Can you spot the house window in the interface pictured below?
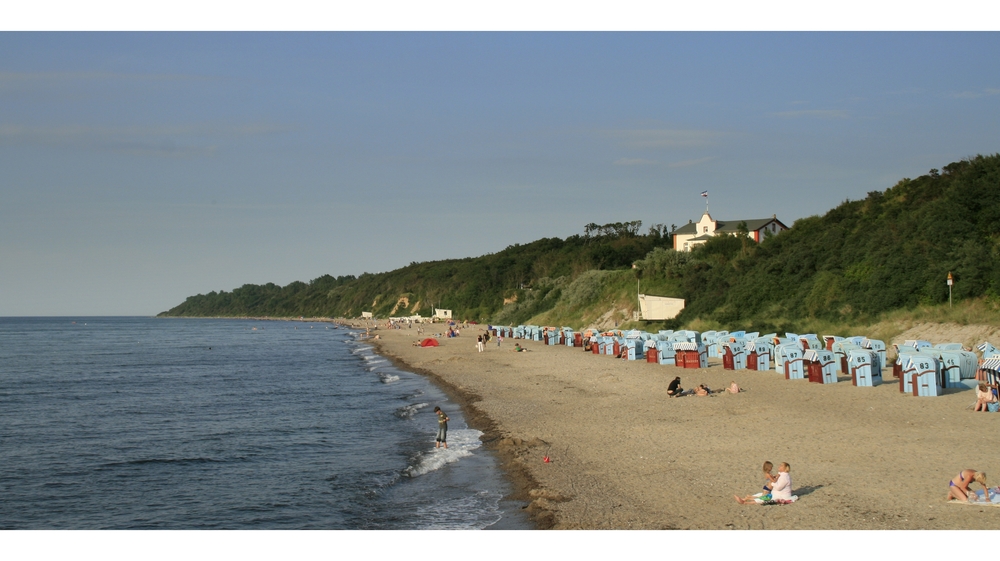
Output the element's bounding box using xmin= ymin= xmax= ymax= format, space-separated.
xmin=703 ymin=226 xmax=708 ymax=233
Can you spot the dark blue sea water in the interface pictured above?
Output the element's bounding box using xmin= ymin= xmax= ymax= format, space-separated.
xmin=0 ymin=317 xmax=529 ymax=529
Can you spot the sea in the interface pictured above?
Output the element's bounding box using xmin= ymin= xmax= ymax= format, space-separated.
xmin=0 ymin=316 xmax=530 ymax=530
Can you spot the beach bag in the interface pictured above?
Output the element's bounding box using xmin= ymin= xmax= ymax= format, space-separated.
xmin=988 ymin=402 xmax=999 ymax=413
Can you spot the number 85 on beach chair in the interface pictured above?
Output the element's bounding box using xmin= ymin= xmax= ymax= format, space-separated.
xmin=848 ymin=350 xmax=882 ymax=387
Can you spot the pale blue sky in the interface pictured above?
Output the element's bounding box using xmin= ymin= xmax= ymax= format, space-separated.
xmin=2 ymin=32 xmax=999 ymax=315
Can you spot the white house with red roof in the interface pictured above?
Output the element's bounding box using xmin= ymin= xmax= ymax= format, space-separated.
xmin=672 ymin=212 xmax=788 ymax=252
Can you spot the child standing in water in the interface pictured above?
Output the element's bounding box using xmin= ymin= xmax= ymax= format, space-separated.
xmin=433 ymin=406 xmax=449 ymax=449
xmin=735 ymin=461 xmax=778 ymax=504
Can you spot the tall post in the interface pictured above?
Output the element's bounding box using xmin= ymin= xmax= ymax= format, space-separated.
xmin=637 ymin=278 xmax=641 ymax=320
xmin=947 ymin=272 xmax=953 ymax=308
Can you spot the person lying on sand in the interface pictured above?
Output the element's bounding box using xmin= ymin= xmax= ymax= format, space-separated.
xmin=726 ymin=381 xmax=744 ymax=394
xmin=512 ymin=344 xmax=530 ymax=352
xmin=695 ymin=384 xmax=720 ymax=396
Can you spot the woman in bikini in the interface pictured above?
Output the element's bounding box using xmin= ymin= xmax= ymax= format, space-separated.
xmin=947 ymin=469 xmax=987 ymax=501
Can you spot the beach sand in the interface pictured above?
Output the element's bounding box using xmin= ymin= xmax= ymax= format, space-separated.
xmin=359 ymin=323 xmax=1000 ymax=529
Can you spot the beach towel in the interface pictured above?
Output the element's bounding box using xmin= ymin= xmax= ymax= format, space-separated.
xmin=949 ymin=488 xmax=1000 ymax=506
xmin=750 ymin=492 xmax=798 ymax=505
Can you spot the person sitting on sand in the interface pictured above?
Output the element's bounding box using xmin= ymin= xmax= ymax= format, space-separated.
xmin=735 ymin=461 xmax=778 ymax=504
xmin=726 ymin=381 xmax=743 ymax=394
xmin=512 ymin=343 xmax=529 ymax=352
xmin=667 ymin=377 xmax=683 ymax=397
xmin=974 ymin=383 xmax=997 ymax=412
xmin=770 ymin=463 xmax=793 ymax=501
xmin=948 ymin=470 xmax=988 ymax=501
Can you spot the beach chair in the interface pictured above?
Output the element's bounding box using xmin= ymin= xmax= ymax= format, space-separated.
xmin=723 ymin=340 xmax=746 ymax=371
xmin=702 ymin=331 xmax=720 ymax=358
xmin=902 ymin=355 xmax=942 ymax=396
xmin=799 ymin=334 xmax=823 ymax=351
xmin=747 ymin=340 xmax=772 ymax=371
xmin=652 ymin=340 xmax=674 ymax=365
xmin=773 ymin=343 xmax=803 ymax=379
xmin=804 ymin=349 xmax=838 ymax=383
xmin=919 ymin=349 xmax=978 ymax=388
xmin=863 ymin=339 xmax=887 ymax=369
xmin=644 ymin=339 xmax=658 ymax=363
xmin=978 ymin=358 xmax=1000 ymax=388
xmin=978 ymin=342 xmax=1000 ymax=360
xmin=831 ymin=340 xmax=863 ymax=373
xmin=848 ymin=349 xmax=882 ymax=387
xmin=673 ymin=342 xmax=705 ymax=369
xmin=823 ymin=335 xmax=843 ymax=351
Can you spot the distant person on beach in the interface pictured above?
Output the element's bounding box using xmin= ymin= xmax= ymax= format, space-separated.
xmin=974 ymin=383 xmax=997 ymax=412
xmin=667 ymin=377 xmax=683 ymax=397
xmin=477 ymin=335 xmax=484 ymax=353
xmin=512 ymin=344 xmax=529 ymax=352
xmin=727 ymin=381 xmax=743 ymax=394
xmin=948 ymin=469 xmax=987 ymax=501
xmin=694 ymin=384 xmax=713 ymax=396
xmin=434 ymin=406 xmax=449 ymax=449
xmin=735 ymin=461 xmax=778 ymax=504
xmin=497 ymin=334 xmax=503 ymax=347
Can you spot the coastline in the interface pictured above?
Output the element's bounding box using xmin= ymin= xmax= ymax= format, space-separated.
xmin=369 ymin=336 xmax=550 ymax=529
xmin=362 ymin=321 xmax=1000 ymax=530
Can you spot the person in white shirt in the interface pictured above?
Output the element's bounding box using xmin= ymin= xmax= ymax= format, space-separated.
xmin=770 ymin=462 xmax=793 ymax=500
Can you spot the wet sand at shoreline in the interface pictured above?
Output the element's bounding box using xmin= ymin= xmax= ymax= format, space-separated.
xmin=361 ymin=322 xmax=1000 ymax=529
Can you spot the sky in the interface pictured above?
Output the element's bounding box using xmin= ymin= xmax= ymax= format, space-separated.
xmin=2 ymin=9 xmax=1000 ymax=315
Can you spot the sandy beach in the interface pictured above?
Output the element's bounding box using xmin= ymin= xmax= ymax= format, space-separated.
xmin=352 ymin=321 xmax=1000 ymax=530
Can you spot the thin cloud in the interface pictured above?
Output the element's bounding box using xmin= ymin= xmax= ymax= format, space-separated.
xmin=771 ymin=109 xmax=849 ymax=119
xmin=0 ymin=71 xmax=218 ymax=90
xmin=950 ymin=88 xmax=1000 ymax=99
xmin=613 ymin=157 xmax=657 ymax=166
xmin=0 ymin=123 xmax=290 ymax=156
xmin=667 ymin=156 xmax=713 ymax=168
xmin=605 ymin=128 xmax=724 ymax=149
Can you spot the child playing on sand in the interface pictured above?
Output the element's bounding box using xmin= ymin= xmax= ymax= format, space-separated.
xmin=735 ymin=461 xmax=778 ymax=504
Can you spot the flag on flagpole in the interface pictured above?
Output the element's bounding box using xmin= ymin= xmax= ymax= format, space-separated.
xmin=700 ymin=191 xmax=708 ymax=198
